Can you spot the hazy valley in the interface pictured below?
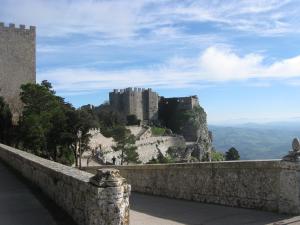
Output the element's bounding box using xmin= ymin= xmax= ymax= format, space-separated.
xmin=210 ymin=122 xmax=300 ymax=160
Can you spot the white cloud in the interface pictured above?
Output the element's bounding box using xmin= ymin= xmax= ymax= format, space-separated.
xmin=39 ymin=46 xmax=300 ymax=95
xmin=159 ymin=0 xmax=297 ymax=35
xmin=0 ymin=0 xmax=299 ymax=38
xmin=0 ymin=0 xmax=149 ymax=37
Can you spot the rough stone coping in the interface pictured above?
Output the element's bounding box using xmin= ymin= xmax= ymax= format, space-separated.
xmin=85 ymin=159 xmax=300 ymax=171
xmin=0 ymin=143 xmax=93 ymax=183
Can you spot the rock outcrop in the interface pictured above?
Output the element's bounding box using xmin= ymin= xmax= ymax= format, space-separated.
xmin=181 ymin=106 xmax=212 ymax=160
xmin=159 ymin=98 xmax=212 ymax=160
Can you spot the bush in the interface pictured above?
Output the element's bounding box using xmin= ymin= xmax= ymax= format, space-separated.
xmin=225 ymin=147 xmax=240 ymax=161
xmin=151 ymin=126 xmax=166 ymax=136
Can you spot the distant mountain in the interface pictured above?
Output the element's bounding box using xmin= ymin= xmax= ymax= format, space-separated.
xmin=209 ymin=123 xmax=300 ymax=160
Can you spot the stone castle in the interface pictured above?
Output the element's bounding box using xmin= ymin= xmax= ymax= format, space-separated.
xmin=109 ymin=88 xmax=160 ymax=123
xmin=0 ymin=22 xmax=36 ymax=121
xmin=109 ymin=87 xmax=199 ymax=123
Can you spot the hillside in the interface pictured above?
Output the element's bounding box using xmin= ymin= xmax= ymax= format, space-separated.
xmin=210 ymin=123 xmax=300 ymax=160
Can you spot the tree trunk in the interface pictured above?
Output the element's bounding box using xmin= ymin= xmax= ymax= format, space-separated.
xmin=79 ymin=139 xmax=82 ymax=169
xmin=121 ymin=149 xmax=124 ymax=165
xmin=72 ymin=145 xmax=78 ymax=167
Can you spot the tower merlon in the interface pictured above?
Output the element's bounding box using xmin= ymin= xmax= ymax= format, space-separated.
xmin=0 ymin=22 xmax=36 ymax=31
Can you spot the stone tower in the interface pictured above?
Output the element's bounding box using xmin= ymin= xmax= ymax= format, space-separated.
xmin=109 ymin=87 xmax=159 ymax=123
xmin=0 ymin=22 xmax=36 ymax=122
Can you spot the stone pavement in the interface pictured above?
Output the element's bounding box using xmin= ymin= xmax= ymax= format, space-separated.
xmin=0 ymin=161 xmax=75 ymax=225
xmin=130 ymin=193 xmax=300 ymax=225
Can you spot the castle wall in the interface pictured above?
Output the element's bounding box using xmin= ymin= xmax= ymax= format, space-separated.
xmin=160 ymin=96 xmax=199 ymax=111
xmin=129 ymin=88 xmax=143 ymax=121
xmin=86 ymin=160 xmax=300 ymax=215
xmin=0 ymin=23 xmax=36 ymax=121
xmin=109 ymin=88 xmax=159 ymax=122
xmin=144 ymin=89 xmax=159 ymax=121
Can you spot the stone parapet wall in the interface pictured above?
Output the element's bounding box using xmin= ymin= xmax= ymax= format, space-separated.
xmin=85 ymin=160 xmax=300 ymax=214
xmin=0 ymin=143 xmax=130 ymax=225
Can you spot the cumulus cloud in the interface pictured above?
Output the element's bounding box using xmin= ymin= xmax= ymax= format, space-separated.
xmin=39 ymin=46 xmax=300 ymax=95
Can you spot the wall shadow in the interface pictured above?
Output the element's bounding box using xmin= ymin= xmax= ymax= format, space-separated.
xmin=130 ymin=192 xmax=299 ymax=225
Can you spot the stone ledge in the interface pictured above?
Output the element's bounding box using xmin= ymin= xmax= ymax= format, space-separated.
xmin=84 ymin=160 xmax=300 ymax=215
xmin=0 ymin=143 xmax=130 ymax=225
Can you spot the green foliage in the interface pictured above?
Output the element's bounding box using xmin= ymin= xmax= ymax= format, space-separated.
xmin=225 ymin=147 xmax=240 ymax=161
xmin=159 ymin=102 xmax=205 ymax=136
xmin=201 ymin=149 xmax=224 ymax=162
xmin=17 ymin=81 xmax=96 ymax=166
xmin=126 ymin=114 xmax=140 ymax=125
xmin=123 ymin=145 xmax=140 ymax=165
xmin=0 ymin=96 xmax=13 ymax=145
xmin=55 ymin=147 xmax=75 ymax=166
xmin=211 ymin=150 xmax=225 ymax=161
xmin=111 ymin=125 xmax=140 ymax=165
xmin=146 ymin=151 xmax=176 ymax=164
xmin=93 ymin=103 xmax=126 ymax=137
xmin=151 ymin=126 xmax=166 ymax=136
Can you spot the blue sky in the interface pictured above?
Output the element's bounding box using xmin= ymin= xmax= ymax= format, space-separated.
xmin=1 ymin=0 xmax=300 ymax=124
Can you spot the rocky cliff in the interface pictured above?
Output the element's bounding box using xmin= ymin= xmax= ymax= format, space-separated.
xmin=159 ymin=100 xmax=212 ymax=160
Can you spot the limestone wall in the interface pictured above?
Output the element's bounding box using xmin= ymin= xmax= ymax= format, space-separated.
xmin=0 ymin=143 xmax=130 ymax=225
xmin=85 ymin=160 xmax=300 ymax=214
xmin=0 ymin=23 xmax=36 ymax=121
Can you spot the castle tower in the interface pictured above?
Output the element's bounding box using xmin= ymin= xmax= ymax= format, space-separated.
xmin=0 ymin=22 xmax=36 ymax=122
xmin=109 ymin=87 xmax=159 ymax=123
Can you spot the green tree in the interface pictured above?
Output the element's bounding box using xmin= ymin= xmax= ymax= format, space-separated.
xmin=75 ymin=108 xmax=96 ymax=168
xmin=146 ymin=153 xmax=175 ymax=164
xmin=111 ymin=126 xmax=140 ymax=165
xmin=0 ymin=96 xmax=13 ymax=145
xmin=18 ymin=81 xmax=63 ymax=157
xmin=94 ymin=103 xmax=126 ymax=133
xmin=123 ymin=145 xmax=140 ymax=165
xmin=225 ymin=147 xmax=240 ymax=161
xmin=17 ymin=81 xmax=96 ymax=166
xmin=211 ymin=150 xmax=225 ymax=161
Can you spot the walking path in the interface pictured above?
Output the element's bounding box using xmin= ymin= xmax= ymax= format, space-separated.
xmin=0 ymin=161 xmax=75 ymax=225
xmin=130 ymin=193 xmax=300 ymax=225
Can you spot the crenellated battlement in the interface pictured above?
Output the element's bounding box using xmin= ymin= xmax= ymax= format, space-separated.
xmin=112 ymin=87 xmax=152 ymax=94
xmin=109 ymin=87 xmax=159 ymax=122
xmin=0 ymin=22 xmax=36 ymax=32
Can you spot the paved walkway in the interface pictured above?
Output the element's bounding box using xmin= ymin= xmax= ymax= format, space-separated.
xmin=130 ymin=193 xmax=300 ymax=225
xmin=0 ymin=161 xmax=75 ymax=225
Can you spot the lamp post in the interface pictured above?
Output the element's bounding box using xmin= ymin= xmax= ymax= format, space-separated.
xmin=77 ymin=130 xmax=82 ymax=169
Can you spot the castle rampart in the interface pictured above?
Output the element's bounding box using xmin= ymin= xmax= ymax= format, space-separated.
xmin=109 ymin=87 xmax=159 ymax=122
xmin=159 ymin=96 xmax=199 ymax=111
xmin=0 ymin=22 xmax=36 ymax=122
